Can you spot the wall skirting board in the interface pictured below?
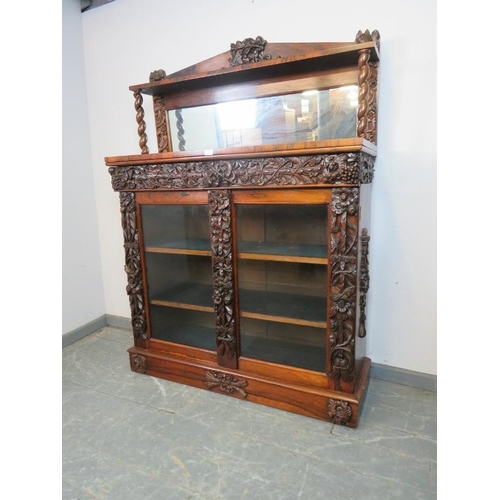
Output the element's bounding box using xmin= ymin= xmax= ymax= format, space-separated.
xmin=62 ymin=315 xmax=437 ymax=392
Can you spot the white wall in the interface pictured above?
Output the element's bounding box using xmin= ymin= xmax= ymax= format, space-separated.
xmin=81 ymin=0 xmax=436 ymax=375
xmin=62 ymin=0 xmax=105 ymax=333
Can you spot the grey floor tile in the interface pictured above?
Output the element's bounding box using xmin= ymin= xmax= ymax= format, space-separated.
xmin=62 ymin=327 xmax=437 ymax=500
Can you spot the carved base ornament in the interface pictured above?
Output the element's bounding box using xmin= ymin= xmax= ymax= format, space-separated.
xmin=206 ymin=371 xmax=248 ymax=397
xmin=327 ymin=399 xmax=353 ymax=425
xmin=131 ymin=354 xmax=147 ymax=374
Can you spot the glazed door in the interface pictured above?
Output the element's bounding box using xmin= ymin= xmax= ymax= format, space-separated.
xmin=137 ymin=192 xmax=217 ymax=353
xmin=234 ymin=189 xmax=330 ymax=373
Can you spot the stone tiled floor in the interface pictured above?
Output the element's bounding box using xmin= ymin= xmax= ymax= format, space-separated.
xmin=62 ymin=327 xmax=437 ymax=500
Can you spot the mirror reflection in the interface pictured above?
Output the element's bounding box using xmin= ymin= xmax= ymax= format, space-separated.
xmin=168 ymin=86 xmax=358 ymax=152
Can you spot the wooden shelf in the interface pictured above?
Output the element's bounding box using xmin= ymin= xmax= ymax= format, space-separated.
xmin=238 ymin=241 xmax=327 ymax=265
xmin=145 ymin=239 xmax=327 ymax=264
xmin=150 ymin=283 xmax=326 ymax=328
xmin=150 ymin=283 xmax=213 ymax=313
xmin=145 ymin=239 xmax=211 ymax=257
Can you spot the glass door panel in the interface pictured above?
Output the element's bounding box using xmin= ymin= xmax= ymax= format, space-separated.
xmin=236 ymin=203 xmax=328 ymax=372
xmin=141 ymin=204 xmax=215 ymax=351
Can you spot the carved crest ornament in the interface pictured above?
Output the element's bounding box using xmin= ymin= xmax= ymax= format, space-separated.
xmin=228 ymin=36 xmax=274 ymax=66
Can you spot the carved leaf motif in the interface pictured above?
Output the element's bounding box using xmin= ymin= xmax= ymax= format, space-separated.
xmin=209 ymin=191 xmax=236 ymax=362
xmin=329 ymin=188 xmax=359 ymax=382
xmin=119 ymin=192 xmax=146 ymax=340
xmin=108 ymin=153 xmax=375 ymax=192
xmin=228 ymin=36 xmax=273 ymax=66
xmin=206 ymin=371 xmax=247 ymax=397
xmin=131 ymin=354 xmax=147 ymax=374
xmin=358 ymin=228 xmax=370 ymax=338
xmin=327 ymin=399 xmax=353 ymax=425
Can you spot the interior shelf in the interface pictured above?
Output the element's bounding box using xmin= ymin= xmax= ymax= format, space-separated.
xmin=145 ymin=238 xmax=211 ymax=256
xmin=238 ymin=241 xmax=327 ymax=265
xmin=150 ymin=283 xmax=326 ymax=328
xmin=145 ymin=239 xmax=327 ymax=264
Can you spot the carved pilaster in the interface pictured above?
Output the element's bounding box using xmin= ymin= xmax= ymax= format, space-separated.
xmin=133 ymin=90 xmax=149 ymax=154
xmin=206 ymin=371 xmax=247 ymax=397
xmin=327 ymin=399 xmax=353 ymax=425
xmin=130 ymin=353 xmax=147 ymax=374
xmin=356 ymin=49 xmax=371 ymax=140
xmin=153 ymin=95 xmax=170 ymax=153
xmin=209 ymin=190 xmax=237 ymax=368
xmin=355 ymin=30 xmax=380 ymax=144
xmin=119 ymin=192 xmax=147 ymax=342
xmin=328 ymin=188 xmax=359 ymax=384
xmin=358 ymin=229 xmax=370 ymax=338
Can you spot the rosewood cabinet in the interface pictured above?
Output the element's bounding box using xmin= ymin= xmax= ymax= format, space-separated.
xmin=106 ymin=31 xmax=380 ymax=427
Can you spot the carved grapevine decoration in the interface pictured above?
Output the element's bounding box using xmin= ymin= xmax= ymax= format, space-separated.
xmin=119 ymin=192 xmax=147 ymax=340
xmin=358 ymin=229 xmax=370 ymax=338
xmin=206 ymin=371 xmax=247 ymax=397
xmin=327 ymin=399 xmax=353 ymax=425
xmin=209 ymin=191 xmax=237 ymax=366
xmin=108 ymin=153 xmax=374 ymax=192
xmin=329 ymin=188 xmax=359 ymax=382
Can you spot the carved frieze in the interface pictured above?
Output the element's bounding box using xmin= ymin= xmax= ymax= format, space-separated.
xmin=108 ymin=153 xmax=375 ymax=192
xmin=328 ymin=188 xmax=359 ymax=382
xmin=206 ymin=371 xmax=248 ymax=397
xmin=327 ymin=399 xmax=353 ymax=425
xmin=229 ymin=36 xmax=273 ymax=66
xmin=119 ymin=192 xmax=147 ymax=340
xmin=358 ymin=228 xmax=370 ymax=338
xmin=130 ymin=353 xmax=147 ymax=374
xmin=209 ymin=191 xmax=237 ymax=366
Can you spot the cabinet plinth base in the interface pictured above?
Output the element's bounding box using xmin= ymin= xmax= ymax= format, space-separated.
xmin=128 ymin=347 xmax=371 ymax=428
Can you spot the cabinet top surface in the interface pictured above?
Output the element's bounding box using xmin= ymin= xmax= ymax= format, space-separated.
xmin=105 ymin=138 xmax=376 ymax=166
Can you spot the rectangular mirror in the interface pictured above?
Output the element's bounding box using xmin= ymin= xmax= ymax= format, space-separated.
xmin=168 ymin=85 xmax=358 ymax=152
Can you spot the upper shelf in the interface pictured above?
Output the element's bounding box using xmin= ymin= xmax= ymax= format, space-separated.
xmin=131 ymin=41 xmax=380 ymax=96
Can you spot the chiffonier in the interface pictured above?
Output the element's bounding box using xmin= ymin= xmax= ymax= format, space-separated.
xmin=105 ymin=30 xmax=380 ymax=427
